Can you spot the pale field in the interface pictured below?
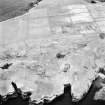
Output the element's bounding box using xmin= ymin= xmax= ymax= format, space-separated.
xmin=0 ymin=0 xmax=88 ymax=45
xmin=0 ymin=1 xmax=105 ymax=45
xmin=0 ymin=0 xmax=105 ymax=103
xmin=0 ymin=0 xmax=87 ymax=20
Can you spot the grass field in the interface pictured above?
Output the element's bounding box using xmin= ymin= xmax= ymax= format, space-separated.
xmin=0 ymin=0 xmax=88 ymax=22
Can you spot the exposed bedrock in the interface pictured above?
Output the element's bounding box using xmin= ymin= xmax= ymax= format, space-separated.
xmin=0 ymin=33 xmax=105 ymax=103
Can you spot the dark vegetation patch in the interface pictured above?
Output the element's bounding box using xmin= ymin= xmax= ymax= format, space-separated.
xmin=0 ymin=63 xmax=13 ymax=69
xmin=99 ymin=33 xmax=105 ymax=39
xmin=85 ymin=0 xmax=105 ymax=3
xmin=56 ymin=53 xmax=65 ymax=59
